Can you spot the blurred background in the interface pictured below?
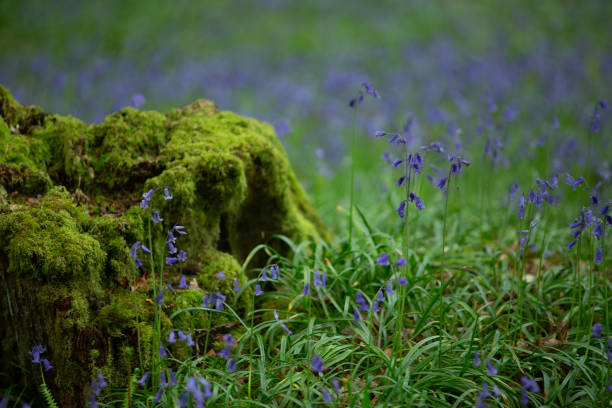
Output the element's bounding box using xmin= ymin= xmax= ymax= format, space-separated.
xmin=1 ymin=0 xmax=611 ymax=230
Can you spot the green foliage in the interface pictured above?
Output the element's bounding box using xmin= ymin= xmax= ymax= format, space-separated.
xmin=39 ymin=382 xmax=59 ymax=408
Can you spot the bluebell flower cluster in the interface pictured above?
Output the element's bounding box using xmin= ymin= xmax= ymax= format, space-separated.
xmin=182 ymin=377 xmax=213 ymax=408
xmin=311 ymin=355 xmax=324 ymax=374
xmin=218 ymin=334 xmax=237 ymax=373
xmin=202 ymin=291 xmax=227 ymax=311
xmin=348 ymin=82 xmax=379 ymax=107
xmin=89 ymin=372 xmax=108 ymax=408
xmin=167 ymin=330 xmax=195 ymax=347
xmin=129 ymin=241 xmax=150 ymax=269
xmin=29 ymin=344 xmax=53 ymax=371
xmin=520 ymin=376 xmax=539 ymax=407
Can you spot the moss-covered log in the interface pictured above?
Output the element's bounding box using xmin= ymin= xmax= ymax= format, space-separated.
xmin=0 ymin=85 xmax=329 ymax=406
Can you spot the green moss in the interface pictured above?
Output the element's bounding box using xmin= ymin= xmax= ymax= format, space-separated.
xmin=0 ymin=87 xmax=329 ymax=407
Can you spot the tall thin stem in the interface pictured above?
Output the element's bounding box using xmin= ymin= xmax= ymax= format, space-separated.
xmin=348 ymin=105 xmax=357 ymax=249
xmin=437 ymin=168 xmax=452 ymax=367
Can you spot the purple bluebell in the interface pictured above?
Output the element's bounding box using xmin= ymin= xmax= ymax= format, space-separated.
xmin=97 ymin=372 xmax=107 ymax=388
xmin=177 ymin=330 xmax=187 ymax=342
xmin=270 ymin=264 xmax=280 ymax=279
xmin=391 ymin=158 xmax=403 ymax=168
xmin=376 ymin=290 xmax=385 ymax=302
xmin=216 ymin=271 xmax=226 ymax=280
xmin=302 ymin=282 xmax=310 ymax=296
xmin=140 ymin=189 xmax=155 ymax=209
xmin=255 ymin=284 xmax=264 ymax=296
xmin=396 ymin=200 xmax=407 ymax=217
xmin=154 ymin=388 xmax=164 ymax=403
xmin=377 ymin=252 xmax=391 ymax=266
xmin=160 ymin=371 xmax=168 ymax=387
xmin=178 ymin=275 xmax=188 ymax=289
xmin=398 ymin=277 xmax=408 ymax=286
xmin=166 ymin=257 xmax=179 ymax=266
xmin=314 ymin=269 xmax=326 ymax=287
xmin=353 ymin=308 xmax=361 ymax=322
xmin=29 ymin=344 xmax=44 ymax=363
xmin=356 ymin=291 xmax=368 ymax=311
xmin=170 ymin=369 xmax=178 ymax=386
xmin=595 ymin=247 xmax=603 ymax=263
xmin=396 ymin=257 xmax=407 ymax=267
xmin=395 ymin=176 xmax=406 ymax=186
xmin=233 ymin=279 xmax=239 ymax=292
xmin=155 ymin=290 xmax=164 ymax=307
xmin=227 ymin=358 xmax=237 ymax=373
xmin=159 ymin=342 xmax=167 ymax=357
xmin=280 ymin=323 xmax=292 ymax=336
xmin=215 ymin=292 xmax=226 ymax=311
xmin=473 ymin=351 xmax=482 ymax=367
xmin=177 ymin=250 xmax=187 ymax=262
xmin=600 ymin=100 xmax=609 ymax=109
xmin=219 ymin=345 xmax=231 ymax=360
xmin=373 ymin=301 xmax=381 ymax=313
xmin=167 ymin=283 xmax=174 ymax=293
xmin=151 ymin=210 xmax=163 ymax=223
xmin=89 ymin=395 xmax=98 ymax=408
xmin=591 ymin=106 xmax=601 ymax=132
xmin=332 ymin=378 xmax=342 ymax=394
xmin=163 ymin=187 xmax=172 ymax=200
xmin=520 ymin=376 xmax=539 ymax=406
xmin=168 ymin=331 xmax=176 ymax=343
xmin=362 ymin=82 xmax=380 ymax=98
xmin=311 ymin=355 xmax=324 ymax=374
xmin=0 ymin=397 xmax=7 ymax=408
xmin=375 ymin=131 xmax=387 ymax=137
xmin=91 ymin=380 xmax=101 ymax=396
xmin=409 ymin=192 xmax=425 ymax=210
xmin=260 ymin=267 xmax=269 ymax=281
xmin=486 ymin=361 xmax=498 ymax=375
xmin=436 ymin=177 xmax=447 ymax=190
xmin=186 ymin=334 xmax=195 ymax=347
xmin=137 ymin=371 xmax=149 ymax=386
xmin=386 ymin=281 xmax=394 ymax=295
xmin=322 ymin=387 xmax=333 ymax=402
xmin=592 ymin=322 xmax=604 ymax=338
xmin=167 ymin=242 xmax=178 ymax=255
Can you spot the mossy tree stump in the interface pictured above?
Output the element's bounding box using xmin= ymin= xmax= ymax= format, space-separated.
xmin=0 ymin=85 xmax=329 ymax=406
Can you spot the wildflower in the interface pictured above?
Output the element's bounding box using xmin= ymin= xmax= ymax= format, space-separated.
xmin=353 ymin=308 xmax=362 ymax=322
xmin=255 ymin=284 xmax=264 ymax=296
xmin=373 ymin=301 xmax=381 ymax=313
xmin=151 ymin=210 xmax=163 ymax=223
xmin=219 ymin=345 xmax=231 ymax=360
xmin=167 ymin=283 xmax=174 ymax=292
xmin=227 ymin=358 xmax=237 ymax=373
xmin=409 ymin=192 xmax=425 ymax=210
xmin=396 ymin=200 xmax=407 ymax=217
xmin=396 ymin=257 xmax=407 ymax=267
xmin=520 ymin=376 xmax=539 ymax=406
xmin=376 ymin=290 xmax=385 ymax=302
xmin=166 ymin=257 xmax=179 ymax=266
xmin=592 ymin=322 xmax=604 ymax=338
xmin=375 ymin=131 xmax=387 ymax=137
xmin=594 ymin=247 xmax=603 ymax=263
xmin=155 ymin=290 xmax=164 ymax=307
xmin=473 ymin=351 xmax=482 ymax=367
xmin=356 ymin=291 xmax=368 ymax=311
xmin=260 ymin=267 xmax=269 ymax=281
xmin=322 ymin=388 xmax=333 ymax=402
xmin=97 ymin=372 xmax=107 ymax=388
xmin=177 ymin=330 xmax=187 ymax=341
xmin=398 ymin=277 xmax=408 ymax=286
xmin=270 ymin=264 xmax=280 ymax=279
xmin=233 ymin=279 xmax=239 ymax=292
xmin=519 ymin=194 xmax=525 ymax=220
xmin=160 ymin=371 xmax=168 ymax=387
xmin=314 ymin=269 xmax=324 ymax=287
xmin=178 ymin=275 xmax=188 ymax=289
xmin=311 ymin=355 xmax=324 ymax=374
xmin=214 ymin=292 xmax=226 ymax=311
xmin=302 ymin=282 xmax=310 ymax=296
xmin=168 ymin=331 xmax=176 ymax=343
xmin=159 ymin=342 xmax=167 ymax=357
xmin=566 ymin=240 xmax=577 ymax=251
xmin=202 ymin=295 xmax=210 ymax=308
xmin=170 ymin=369 xmax=178 ymax=386
xmin=486 ymin=361 xmax=498 ymax=375
xmin=167 ymin=242 xmax=178 ymax=254
xmin=173 ymin=224 xmax=187 ymax=235
xmin=362 ymin=82 xmax=380 ymax=98
xmin=216 ymin=271 xmax=226 ymax=280
xmin=332 ymin=378 xmax=342 ymax=394
xmin=436 ymin=177 xmax=447 ymax=190
xmin=154 ymin=388 xmax=164 ymax=403
xmin=89 ymin=395 xmax=98 ymax=408
xmin=280 ymin=323 xmax=292 ymax=336
xmin=177 ymin=250 xmax=187 ymax=262
xmin=163 ymin=187 xmax=173 ymax=200
xmin=137 ymin=371 xmax=149 ymax=386
xmin=186 ymin=334 xmax=195 ymax=347
xmin=386 ymin=281 xmax=394 ymax=295
xmin=140 ymin=189 xmax=155 ymax=209
xmin=377 ymin=252 xmax=390 ymax=266
xmin=41 ymin=359 xmax=53 ymax=371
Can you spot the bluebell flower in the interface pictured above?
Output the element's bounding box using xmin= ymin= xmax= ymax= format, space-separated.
xmin=362 ymin=82 xmax=380 ymax=98
xmin=160 ymin=371 xmax=168 ymax=387
xmin=255 ymin=284 xmax=264 ymax=296
xmin=167 ymin=283 xmax=174 ymax=292
xmin=396 ymin=200 xmax=407 ymax=217
xmin=375 ymin=131 xmax=387 ymax=137
xmin=219 ymin=345 xmax=231 ymax=360
xmin=398 ymin=277 xmax=408 ymax=286
xmin=156 ymin=290 xmax=164 ymax=307
xmin=473 ymin=351 xmax=481 ymax=367
xmin=233 ymin=279 xmax=239 ymax=292
xmin=600 ymin=100 xmax=609 ymax=109
xmin=178 ymin=275 xmax=188 ymax=289
xmin=520 ymin=376 xmax=539 ymax=406
xmin=91 ymin=380 xmax=101 ymax=396
xmin=314 ymin=269 xmax=326 ymax=287
xmin=436 ymin=177 xmax=447 ymax=190
xmin=396 ymin=257 xmax=407 ymax=267
xmin=170 ymin=369 xmax=178 ymax=386
xmin=356 ymin=291 xmax=368 ymax=311
xmin=166 ymin=257 xmax=179 ymax=266
xmin=140 ymin=189 xmax=155 ymax=209
xmin=395 ymin=176 xmax=406 ymax=186
xmin=592 ymin=322 xmax=604 ymax=338
xmin=353 ymin=308 xmax=361 ymax=322
xmin=177 ymin=330 xmax=187 ymax=341
xmin=311 ymin=355 xmax=324 ymax=374
xmin=97 ymin=372 xmax=107 ymax=388
xmin=302 ymin=282 xmax=310 ymax=296
xmin=486 ymin=361 xmax=498 ymax=375
xmin=227 ymin=358 xmax=237 ymax=373
xmin=163 ymin=187 xmax=173 ymax=200
xmin=409 ymin=192 xmax=425 ymax=210
xmin=386 ymin=281 xmax=394 ymax=295
xmin=373 ymin=301 xmax=381 ymax=313
xmin=0 ymin=399 xmax=8 ymax=408
xmin=151 ymin=210 xmax=163 ymax=223
xmin=260 ymin=266 xmax=269 ymax=281
xmin=137 ymin=371 xmax=149 ymax=386
xmin=280 ymin=323 xmax=292 ymax=336
xmin=89 ymin=395 xmax=98 ymax=408
xmin=591 ymin=106 xmax=601 ymax=132
xmin=376 ymin=290 xmax=385 ymax=302
xmin=159 ymin=342 xmax=167 ymax=357
xmin=41 ymin=359 xmax=53 ymax=371
xmin=216 ymin=271 xmax=226 ymax=280
xmin=177 ymin=250 xmax=187 ymax=262
xmin=377 ymin=252 xmax=390 ymax=266
xmin=322 ymin=387 xmax=333 ymax=402
xmin=270 ymin=264 xmax=280 ymax=279
xmin=168 ymin=330 xmax=176 ymax=343
xmin=332 ymin=378 xmax=342 ymax=394
xmin=595 ymin=247 xmax=603 ymax=263
xmin=167 ymin=242 xmax=178 ymax=254
xmin=202 ymin=295 xmax=210 ymax=308
xmin=153 ymin=388 xmax=164 ymax=403
xmin=186 ymin=334 xmax=195 ymax=347
xmin=214 ymin=292 xmax=226 ymax=311
xmin=224 ymin=333 xmax=235 ymax=345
